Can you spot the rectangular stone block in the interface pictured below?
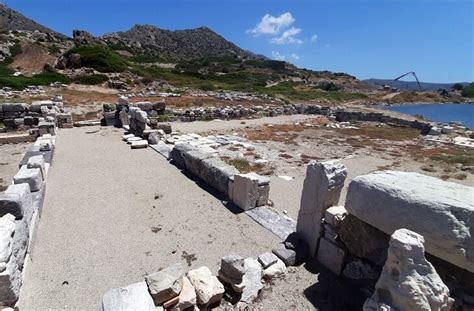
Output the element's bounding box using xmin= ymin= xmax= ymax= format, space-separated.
xmin=232 ymin=173 xmax=259 ymax=211
xmin=0 ymin=214 xmax=22 ymax=307
xmin=0 ymin=184 xmax=32 ymax=221
xmin=325 ymin=206 xmax=347 ymax=228
xmin=27 ymin=155 xmax=45 ymax=180
xmin=131 ymin=140 xmax=148 ymax=149
xmin=345 ymin=170 xmax=474 ymax=273
xmin=316 ymin=237 xmax=345 ymax=275
xmin=18 ymin=150 xmax=53 ymax=167
xmin=257 ymin=184 xmax=270 ymax=207
xmin=101 ymin=281 xmax=155 ymax=311
xmin=14 ymin=166 xmax=42 ymax=192
xmin=296 ymin=160 xmax=347 ymax=257
xmin=38 ymin=121 xmax=55 ymax=136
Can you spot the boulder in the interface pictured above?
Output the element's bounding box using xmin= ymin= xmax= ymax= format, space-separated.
xmin=101 ymin=281 xmax=155 ymax=311
xmin=296 ymin=160 xmax=347 ymax=256
xmin=345 ymin=171 xmax=474 ymax=273
xmin=145 ymin=263 xmax=185 ymax=305
xmin=187 ymin=266 xmax=224 ymax=306
xmin=364 ymin=229 xmax=454 ymax=311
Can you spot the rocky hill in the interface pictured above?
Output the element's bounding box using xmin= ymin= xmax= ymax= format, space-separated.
xmin=0 ymin=3 xmax=66 ymax=38
xmin=99 ymin=24 xmax=260 ymax=61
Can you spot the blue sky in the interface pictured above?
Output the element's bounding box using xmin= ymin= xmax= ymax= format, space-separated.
xmin=3 ymin=0 xmax=473 ymax=82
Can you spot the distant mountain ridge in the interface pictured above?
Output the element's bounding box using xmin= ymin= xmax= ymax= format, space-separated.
xmin=365 ymin=79 xmax=469 ymax=91
xmin=0 ymin=3 xmax=66 ymax=38
xmin=99 ymin=24 xmax=261 ymax=60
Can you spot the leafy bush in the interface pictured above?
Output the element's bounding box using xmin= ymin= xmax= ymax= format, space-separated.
xmin=130 ymin=54 xmax=165 ymax=63
xmin=67 ymin=46 xmax=128 ymax=72
xmin=461 ymin=83 xmax=474 ymax=98
xmin=48 ymin=45 xmax=61 ymax=54
xmin=0 ymin=71 xmax=70 ymax=90
xmin=74 ymin=74 xmax=108 ymax=85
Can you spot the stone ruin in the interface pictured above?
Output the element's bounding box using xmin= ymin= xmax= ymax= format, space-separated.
xmin=295 ymin=161 xmax=474 ymax=309
xmin=0 ymin=132 xmax=55 ymax=306
xmin=0 ymin=96 xmax=72 ymax=144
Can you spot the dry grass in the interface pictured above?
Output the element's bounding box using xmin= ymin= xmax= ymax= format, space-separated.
xmin=339 ymin=126 xmax=419 ymax=141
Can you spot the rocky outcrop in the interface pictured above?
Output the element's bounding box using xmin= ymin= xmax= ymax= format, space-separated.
xmin=346 ymin=170 xmax=474 ymax=273
xmin=100 ymin=24 xmax=260 ymax=60
xmin=364 ymin=229 xmax=453 ymax=311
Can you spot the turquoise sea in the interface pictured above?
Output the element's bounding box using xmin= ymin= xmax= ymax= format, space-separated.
xmin=382 ymin=103 xmax=474 ymax=129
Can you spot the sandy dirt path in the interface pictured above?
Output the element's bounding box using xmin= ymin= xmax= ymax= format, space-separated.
xmin=19 ymin=126 xmax=279 ymax=310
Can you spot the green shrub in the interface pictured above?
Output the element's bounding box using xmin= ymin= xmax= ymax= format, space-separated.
xmin=48 ymin=45 xmax=61 ymax=54
xmin=74 ymin=74 xmax=108 ymax=85
xmin=67 ymin=46 xmax=128 ymax=72
xmin=0 ymin=72 xmax=70 ymax=90
xmin=461 ymin=83 xmax=474 ymax=98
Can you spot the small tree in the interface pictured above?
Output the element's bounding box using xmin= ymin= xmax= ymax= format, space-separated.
xmin=452 ymin=83 xmax=464 ymax=91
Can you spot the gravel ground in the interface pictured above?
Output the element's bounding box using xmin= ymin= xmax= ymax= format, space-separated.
xmin=19 ymin=126 xmax=280 ymax=309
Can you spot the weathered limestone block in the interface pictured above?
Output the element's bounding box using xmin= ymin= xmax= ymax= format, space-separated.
xmin=14 ymin=166 xmax=42 ymax=192
xmin=1 ymin=103 xmax=26 ymax=113
xmin=232 ymin=174 xmax=259 ymax=210
xmin=135 ymin=110 xmax=148 ymax=123
xmin=130 ymin=140 xmax=148 ymax=149
xmin=316 ymin=237 xmax=346 ymax=275
xmin=38 ymin=121 xmax=55 ymax=136
xmin=325 ymin=205 xmax=347 ymax=228
xmin=218 ymin=255 xmax=245 ymax=293
xmin=153 ymin=101 xmax=166 ymax=111
xmin=11 ymin=216 xmax=28 ymax=271
xmin=296 ymin=160 xmax=347 ymax=256
xmin=101 ymin=281 xmax=155 ymax=311
xmin=170 ymin=144 xmax=195 ymax=169
xmin=240 ymin=258 xmax=263 ymax=304
xmin=364 ymin=229 xmax=454 ymax=311
xmin=172 ymin=276 xmax=197 ymax=310
xmin=257 ymin=184 xmax=270 ymax=207
xmin=262 ymin=258 xmax=287 ymax=279
xmin=200 ymin=158 xmax=238 ymax=194
xmin=346 ymin=171 xmax=474 ymax=273
xmin=27 ymin=155 xmax=46 ymax=180
xmin=0 ymin=214 xmax=22 ymax=307
xmin=0 ymin=183 xmax=32 ymax=219
xmin=136 ymin=101 xmax=153 ymax=111
xmin=119 ymin=109 xmax=129 ymax=126
xmin=258 ymin=252 xmax=278 ymax=269
xmin=187 ymin=266 xmax=224 ymax=306
xmin=145 ymin=263 xmax=185 ymax=305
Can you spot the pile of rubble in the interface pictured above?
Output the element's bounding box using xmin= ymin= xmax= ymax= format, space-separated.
xmin=0 ymin=133 xmax=56 ymax=307
xmin=102 ymin=252 xmax=288 ymax=310
xmin=0 ymin=96 xmax=73 ymax=134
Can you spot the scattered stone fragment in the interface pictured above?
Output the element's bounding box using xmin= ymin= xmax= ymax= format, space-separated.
xmin=101 ymin=281 xmax=155 ymax=311
xmin=296 ymin=160 xmax=347 ymax=256
xmin=364 ymin=229 xmax=454 ymax=311
xmin=122 ymin=134 xmax=135 ymax=141
xmin=240 ymin=258 xmax=263 ymax=304
xmin=173 ymin=276 xmax=197 ymax=310
xmin=258 ymin=252 xmax=278 ymax=269
xmin=218 ymin=255 xmax=246 ymax=293
xmin=131 ymin=140 xmax=148 ymax=149
xmin=262 ymin=258 xmax=287 ymax=279
xmin=187 ymin=266 xmax=224 ymax=307
xmin=145 ymin=263 xmax=185 ymax=305
xmin=324 ymin=205 xmax=347 ymax=228
xmin=272 ymin=243 xmax=296 ymax=267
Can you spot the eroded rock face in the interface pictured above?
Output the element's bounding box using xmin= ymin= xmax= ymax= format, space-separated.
xmin=346 ymin=171 xmax=474 ymax=273
xmin=364 ymin=229 xmax=453 ymax=311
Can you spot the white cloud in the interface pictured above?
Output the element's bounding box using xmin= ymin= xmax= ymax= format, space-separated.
xmin=310 ymin=34 xmax=318 ymax=43
xmin=249 ymin=12 xmax=295 ymax=35
xmin=271 ymin=51 xmax=286 ymax=61
xmin=291 ymin=53 xmax=300 ymax=60
xmin=270 ymin=27 xmax=303 ymax=45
